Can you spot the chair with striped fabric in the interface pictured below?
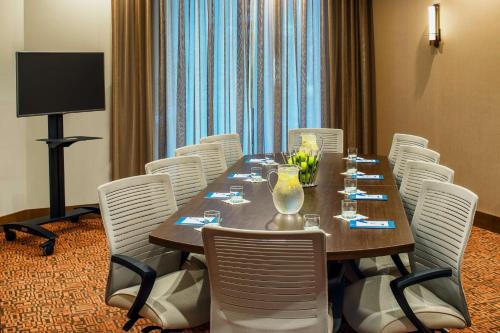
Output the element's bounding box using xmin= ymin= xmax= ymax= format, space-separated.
xmin=202 ymin=225 xmax=333 ymax=333
xmin=388 ymin=133 xmax=429 ymax=168
xmin=176 ymin=143 xmax=227 ymax=184
xmin=358 ymin=161 xmax=455 ymax=277
xmin=97 ymin=174 xmax=210 ymax=331
xmin=344 ymin=180 xmax=478 ymax=333
xmin=393 ymin=145 xmax=440 ymax=187
xmin=145 ymin=156 xmax=207 ymax=209
xmin=288 ymin=128 xmax=344 ymax=154
xmin=200 ymin=133 xmax=243 ymax=168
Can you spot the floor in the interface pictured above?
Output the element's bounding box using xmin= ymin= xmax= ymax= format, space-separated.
xmin=0 ymin=217 xmax=498 ymax=332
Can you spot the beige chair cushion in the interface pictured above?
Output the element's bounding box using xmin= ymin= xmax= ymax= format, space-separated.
xmin=358 ymin=254 xmax=410 ymax=276
xmin=108 ymin=268 xmax=210 ymax=329
xmin=343 ymin=275 xmax=466 ymax=333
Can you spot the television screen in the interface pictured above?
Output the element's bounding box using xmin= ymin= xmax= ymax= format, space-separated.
xmin=16 ymin=52 xmax=105 ymax=117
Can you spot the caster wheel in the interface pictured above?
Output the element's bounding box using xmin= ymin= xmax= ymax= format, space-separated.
xmin=70 ymin=216 xmax=79 ymax=223
xmin=5 ymin=229 xmax=16 ymax=241
xmin=41 ymin=240 xmax=55 ymax=256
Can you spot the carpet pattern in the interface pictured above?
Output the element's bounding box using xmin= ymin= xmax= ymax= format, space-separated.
xmin=0 ymin=217 xmax=498 ymax=332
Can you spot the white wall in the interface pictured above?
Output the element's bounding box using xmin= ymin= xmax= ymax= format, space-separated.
xmin=0 ymin=0 xmax=27 ymax=215
xmin=0 ymin=0 xmax=112 ymax=216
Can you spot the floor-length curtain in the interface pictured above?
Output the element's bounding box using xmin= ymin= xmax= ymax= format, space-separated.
xmin=111 ymin=0 xmax=155 ymax=179
xmin=322 ymin=0 xmax=376 ymax=154
xmin=153 ymin=0 xmax=322 ymax=158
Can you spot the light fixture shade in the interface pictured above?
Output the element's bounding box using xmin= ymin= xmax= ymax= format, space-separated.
xmin=428 ymin=4 xmax=441 ymax=47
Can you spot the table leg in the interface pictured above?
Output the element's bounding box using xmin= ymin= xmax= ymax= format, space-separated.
xmin=328 ymin=261 xmax=346 ymax=333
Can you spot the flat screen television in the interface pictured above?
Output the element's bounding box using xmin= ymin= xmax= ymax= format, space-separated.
xmin=16 ymin=52 xmax=105 ymax=117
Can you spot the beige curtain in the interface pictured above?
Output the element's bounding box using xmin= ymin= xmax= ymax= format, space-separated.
xmin=111 ymin=0 xmax=154 ymax=179
xmin=322 ymin=0 xmax=376 ymax=154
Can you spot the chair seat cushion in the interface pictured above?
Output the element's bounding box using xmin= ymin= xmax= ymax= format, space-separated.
xmin=343 ymin=275 xmax=466 ymax=333
xmin=108 ymin=268 xmax=210 ymax=329
xmin=358 ymin=254 xmax=410 ymax=276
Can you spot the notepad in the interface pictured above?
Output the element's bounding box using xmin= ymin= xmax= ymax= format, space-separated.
xmin=176 ymin=217 xmax=212 ymax=226
xmin=334 ymin=214 xmax=368 ymax=222
xmin=343 ymin=157 xmax=379 ymax=163
xmin=340 ymin=171 xmax=366 ymax=176
xmin=353 ymin=174 xmax=384 ymax=180
xmin=205 ymin=192 xmax=232 ymax=199
xmin=222 ymin=198 xmax=251 ymax=205
xmin=228 ymin=173 xmax=251 ymax=179
xmin=349 ymin=220 xmax=395 ymax=229
xmin=244 ymin=178 xmax=267 ymax=183
xmin=337 ymin=189 xmax=367 ymax=195
xmin=348 ymin=194 xmax=388 ymax=201
xmin=247 ymin=158 xmax=267 ymax=163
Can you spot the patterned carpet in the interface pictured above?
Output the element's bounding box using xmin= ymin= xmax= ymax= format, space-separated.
xmin=0 ymin=217 xmax=498 ymax=332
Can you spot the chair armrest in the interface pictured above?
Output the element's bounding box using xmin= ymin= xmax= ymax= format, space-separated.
xmin=390 ymin=254 xmax=410 ymax=276
xmin=390 ymin=267 xmax=452 ymax=333
xmin=111 ymin=254 xmax=157 ymax=331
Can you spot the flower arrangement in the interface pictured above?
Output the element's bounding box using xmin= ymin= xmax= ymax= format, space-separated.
xmin=286 ymin=134 xmax=322 ymax=187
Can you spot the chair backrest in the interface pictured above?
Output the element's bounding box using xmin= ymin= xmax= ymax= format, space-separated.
xmin=410 ymin=180 xmax=478 ymax=326
xmin=97 ymin=174 xmax=181 ymax=301
xmin=399 ymin=161 xmax=454 ymax=221
xmin=145 ymin=156 xmax=207 ymax=208
xmin=175 ymin=143 xmax=228 ymax=184
xmin=202 ymin=226 xmax=328 ymax=333
xmin=393 ymin=145 xmax=440 ymax=187
xmin=388 ymin=133 xmax=429 ymax=168
xmin=288 ymin=128 xmax=344 ymax=154
xmin=200 ymin=133 xmax=243 ymax=168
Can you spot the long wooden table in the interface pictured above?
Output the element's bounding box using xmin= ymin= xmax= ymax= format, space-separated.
xmin=150 ymin=153 xmax=415 ymax=260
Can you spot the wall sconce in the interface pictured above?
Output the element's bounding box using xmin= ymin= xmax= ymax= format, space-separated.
xmin=428 ymin=4 xmax=441 ymax=47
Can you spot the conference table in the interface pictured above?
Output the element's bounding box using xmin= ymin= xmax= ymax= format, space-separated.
xmin=150 ymin=153 xmax=414 ymax=260
xmin=149 ymin=152 xmax=414 ymax=331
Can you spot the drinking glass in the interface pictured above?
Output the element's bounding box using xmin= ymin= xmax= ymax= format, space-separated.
xmin=229 ymin=185 xmax=244 ymax=203
xmin=348 ymin=147 xmax=358 ymax=160
xmin=204 ymin=210 xmax=221 ymax=226
xmin=341 ymin=199 xmax=357 ymax=219
xmin=304 ymin=214 xmax=321 ymax=230
xmin=250 ymin=167 xmax=263 ymax=181
xmin=346 ymin=160 xmax=358 ymax=175
xmin=344 ymin=177 xmax=358 ymax=194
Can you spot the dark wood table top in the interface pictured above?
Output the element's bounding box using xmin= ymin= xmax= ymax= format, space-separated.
xmin=150 ymin=153 xmax=414 ymax=260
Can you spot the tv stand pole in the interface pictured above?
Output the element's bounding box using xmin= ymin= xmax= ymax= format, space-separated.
xmin=3 ymin=114 xmax=101 ymax=256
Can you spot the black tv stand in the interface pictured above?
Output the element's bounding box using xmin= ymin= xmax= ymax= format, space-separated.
xmin=3 ymin=114 xmax=102 ymax=255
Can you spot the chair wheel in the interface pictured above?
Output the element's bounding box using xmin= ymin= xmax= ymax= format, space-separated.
xmin=5 ymin=229 xmax=16 ymax=241
xmin=41 ymin=240 xmax=55 ymax=256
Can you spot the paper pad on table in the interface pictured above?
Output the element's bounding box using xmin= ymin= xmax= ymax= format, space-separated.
xmin=348 ymin=194 xmax=388 ymax=201
xmin=228 ymin=173 xmax=251 ymax=179
xmin=353 ymin=174 xmax=384 ymax=180
xmin=349 ymin=220 xmax=395 ymax=229
xmin=222 ymin=198 xmax=251 ymax=205
xmin=244 ymin=178 xmax=267 ymax=183
xmin=334 ymin=214 xmax=368 ymax=222
xmin=340 ymin=171 xmax=366 ymax=176
xmin=338 ymin=189 xmax=367 ymax=195
xmin=205 ymin=192 xmax=232 ymax=199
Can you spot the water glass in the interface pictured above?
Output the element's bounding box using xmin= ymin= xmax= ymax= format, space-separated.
xmin=346 ymin=160 xmax=358 ymax=175
xmin=344 ymin=177 xmax=358 ymax=194
xmin=250 ymin=167 xmax=263 ymax=181
xmin=348 ymin=147 xmax=358 ymax=160
xmin=341 ymin=199 xmax=357 ymax=219
xmin=204 ymin=210 xmax=221 ymax=226
xmin=304 ymin=214 xmax=321 ymax=231
xmin=229 ymin=185 xmax=244 ymax=203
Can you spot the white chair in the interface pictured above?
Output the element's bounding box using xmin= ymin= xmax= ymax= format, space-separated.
xmin=175 ymin=143 xmax=227 ymax=184
xmin=145 ymin=156 xmax=207 ymax=209
xmin=344 ymin=180 xmax=478 ymax=333
xmin=388 ymin=133 xmax=429 ymax=168
xmin=200 ymin=133 xmax=243 ymax=168
xmin=288 ymin=128 xmax=344 ymax=153
xmin=202 ymin=225 xmax=333 ymax=333
xmin=393 ymin=145 xmax=440 ymax=187
xmin=358 ymin=161 xmax=455 ymax=277
xmin=97 ymin=174 xmax=210 ymax=331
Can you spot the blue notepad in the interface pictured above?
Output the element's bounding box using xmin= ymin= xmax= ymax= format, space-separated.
xmin=349 ymin=220 xmax=396 ymax=229
xmin=353 ymin=174 xmax=384 ymax=180
xmin=355 ymin=158 xmax=379 ymax=163
xmin=175 ymin=216 xmax=217 ymax=227
xmin=205 ymin=192 xmax=232 ymax=199
xmin=227 ymin=173 xmax=251 ymax=179
xmin=348 ymin=194 xmax=388 ymax=201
